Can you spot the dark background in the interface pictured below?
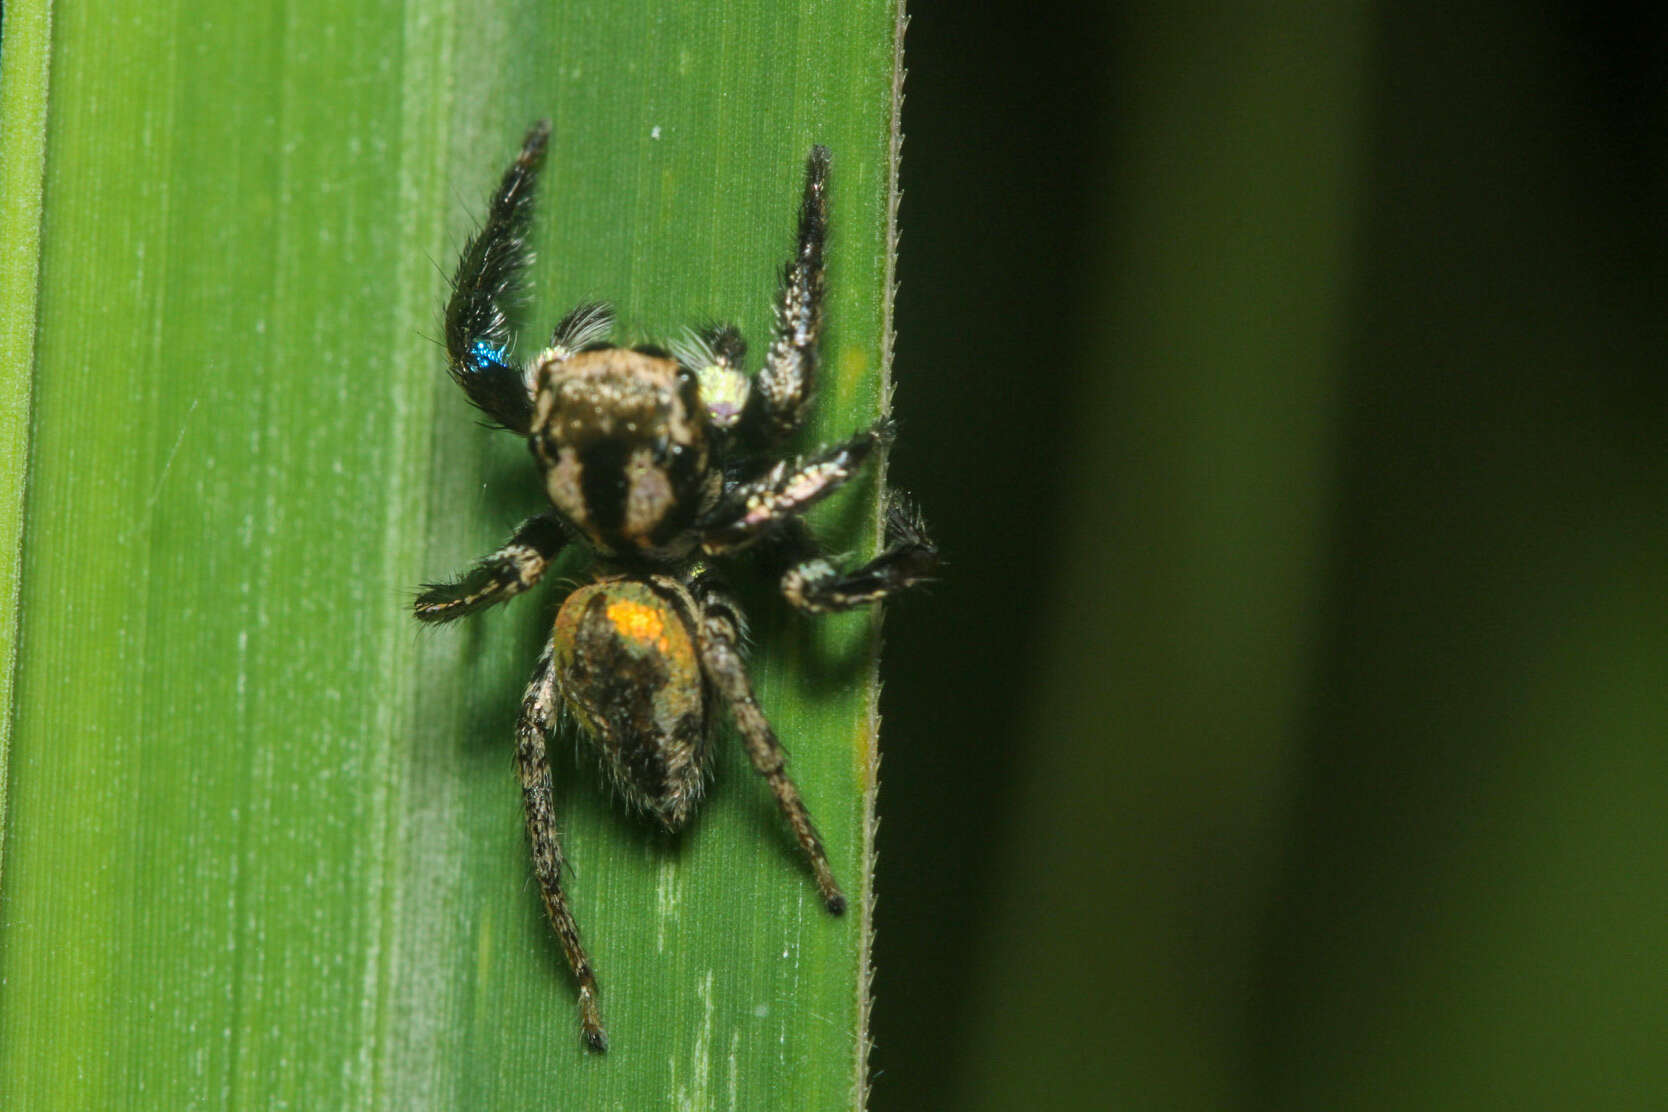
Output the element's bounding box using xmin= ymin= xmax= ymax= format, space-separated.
xmin=874 ymin=3 xmax=1668 ymax=1108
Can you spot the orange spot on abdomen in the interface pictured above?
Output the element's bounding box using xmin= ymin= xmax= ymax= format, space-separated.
xmin=606 ymin=598 xmax=670 ymax=654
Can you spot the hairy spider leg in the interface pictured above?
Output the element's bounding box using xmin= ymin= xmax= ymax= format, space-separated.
xmin=547 ymin=300 xmax=616 ymax=355
xmin=696 ymin=323 xmax=746 ymax=369
xmin=768 ymin=494 xmax=939 ymax=614
xmin=413 ymin=513 xmax=567 ymax=623
xmin=743 ymin=146 xmax=829 ymax=446
xmin=516 ymin=646 xmax=608 ymax=1051
xmin=691 ymin=573 xmax=846 ymax=915
xmin=444 ymin=120 xmax=551 ymax=434
xmin=696 ymin=420 xmax=894 ymax=553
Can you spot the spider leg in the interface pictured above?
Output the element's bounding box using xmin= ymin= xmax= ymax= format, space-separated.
xmin=671 ymin=324 xmax=750 ymax=431
xmin=671 ymin=322 xmax=745 ymax=375
xmin=443 ymin=120 xmax=550 ymax=435
xmin=697 ymin=420 xmax=892 ymax=554
xmin=690 ymin=572 xmax=846 ymax=914
xmin=698 ymin=323 xmax=746 ymax=366
xmin=413 ymin=513 xmax=567 ymax=623
xmin=547 ymin=300 xmax=615 ymax=355
xmin=517 ymin=646 xmax=608 ymax=1052
xmin=740 ymin=146 xmax=829 ymax=446
xmin=772 ymin=493 xmax=939 ymax=614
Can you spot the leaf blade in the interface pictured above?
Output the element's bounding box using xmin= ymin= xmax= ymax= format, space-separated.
xmin=0 ymin=1 xmax=902 ymax=1108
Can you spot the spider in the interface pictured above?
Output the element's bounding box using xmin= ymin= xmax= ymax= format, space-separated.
xmin=414 ymin=121 xmax=937 ymax=1052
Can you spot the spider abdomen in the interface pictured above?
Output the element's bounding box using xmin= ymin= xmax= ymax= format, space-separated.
xmin=552 ymin=576 xmax=709 ymax=829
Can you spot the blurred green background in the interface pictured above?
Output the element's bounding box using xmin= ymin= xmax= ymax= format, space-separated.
xmin=875 ymin=2 xmax=1668 ymax=1109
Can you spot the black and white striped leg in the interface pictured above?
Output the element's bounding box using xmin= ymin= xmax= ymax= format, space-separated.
xmin=443 ymin=120 xmax=551 ymax=434
xmin=697 ymin=420 xmax=893 ymax=554
xmin=516 ymin=647 xmax=607 ymax=1052
xmin=413 ymin=513 xmax=567 ymax=623
xmin=743 ymin=145 xmax=829 ymax=445
xmin=690 ymin=573 xmax=847 ymax=915
xmin=777 ymin=494 xmax=939 ymax=614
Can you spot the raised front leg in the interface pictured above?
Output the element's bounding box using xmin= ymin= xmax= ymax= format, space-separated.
xmin=443 ymin=120 xmax=550 ymax=434
xmin=741 ymin=146 xmax=829 ymax=446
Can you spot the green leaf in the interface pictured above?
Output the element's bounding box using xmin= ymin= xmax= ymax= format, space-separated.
xmin=0 ymin=0 xmax=52 ymax=852
xmin=0 ymin=0 xmax=903 ymax=1106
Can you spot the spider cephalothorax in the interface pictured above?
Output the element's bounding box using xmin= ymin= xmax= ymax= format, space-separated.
xmin=530 ymin=344 xmax=715 ymax=559
xmin=414 ymin=121 xmax=937 ymax=1052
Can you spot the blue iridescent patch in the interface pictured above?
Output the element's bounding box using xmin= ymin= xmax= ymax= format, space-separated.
xmin=470 ymin=340 xmax=511 ymax=373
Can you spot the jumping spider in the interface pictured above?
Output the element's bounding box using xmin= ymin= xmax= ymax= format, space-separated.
xmin=415 ymin=121 xmax=937 ymax=1052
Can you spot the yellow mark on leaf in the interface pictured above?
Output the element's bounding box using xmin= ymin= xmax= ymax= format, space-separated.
xmin=836 ymin=345 xmax=871 ymax=405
